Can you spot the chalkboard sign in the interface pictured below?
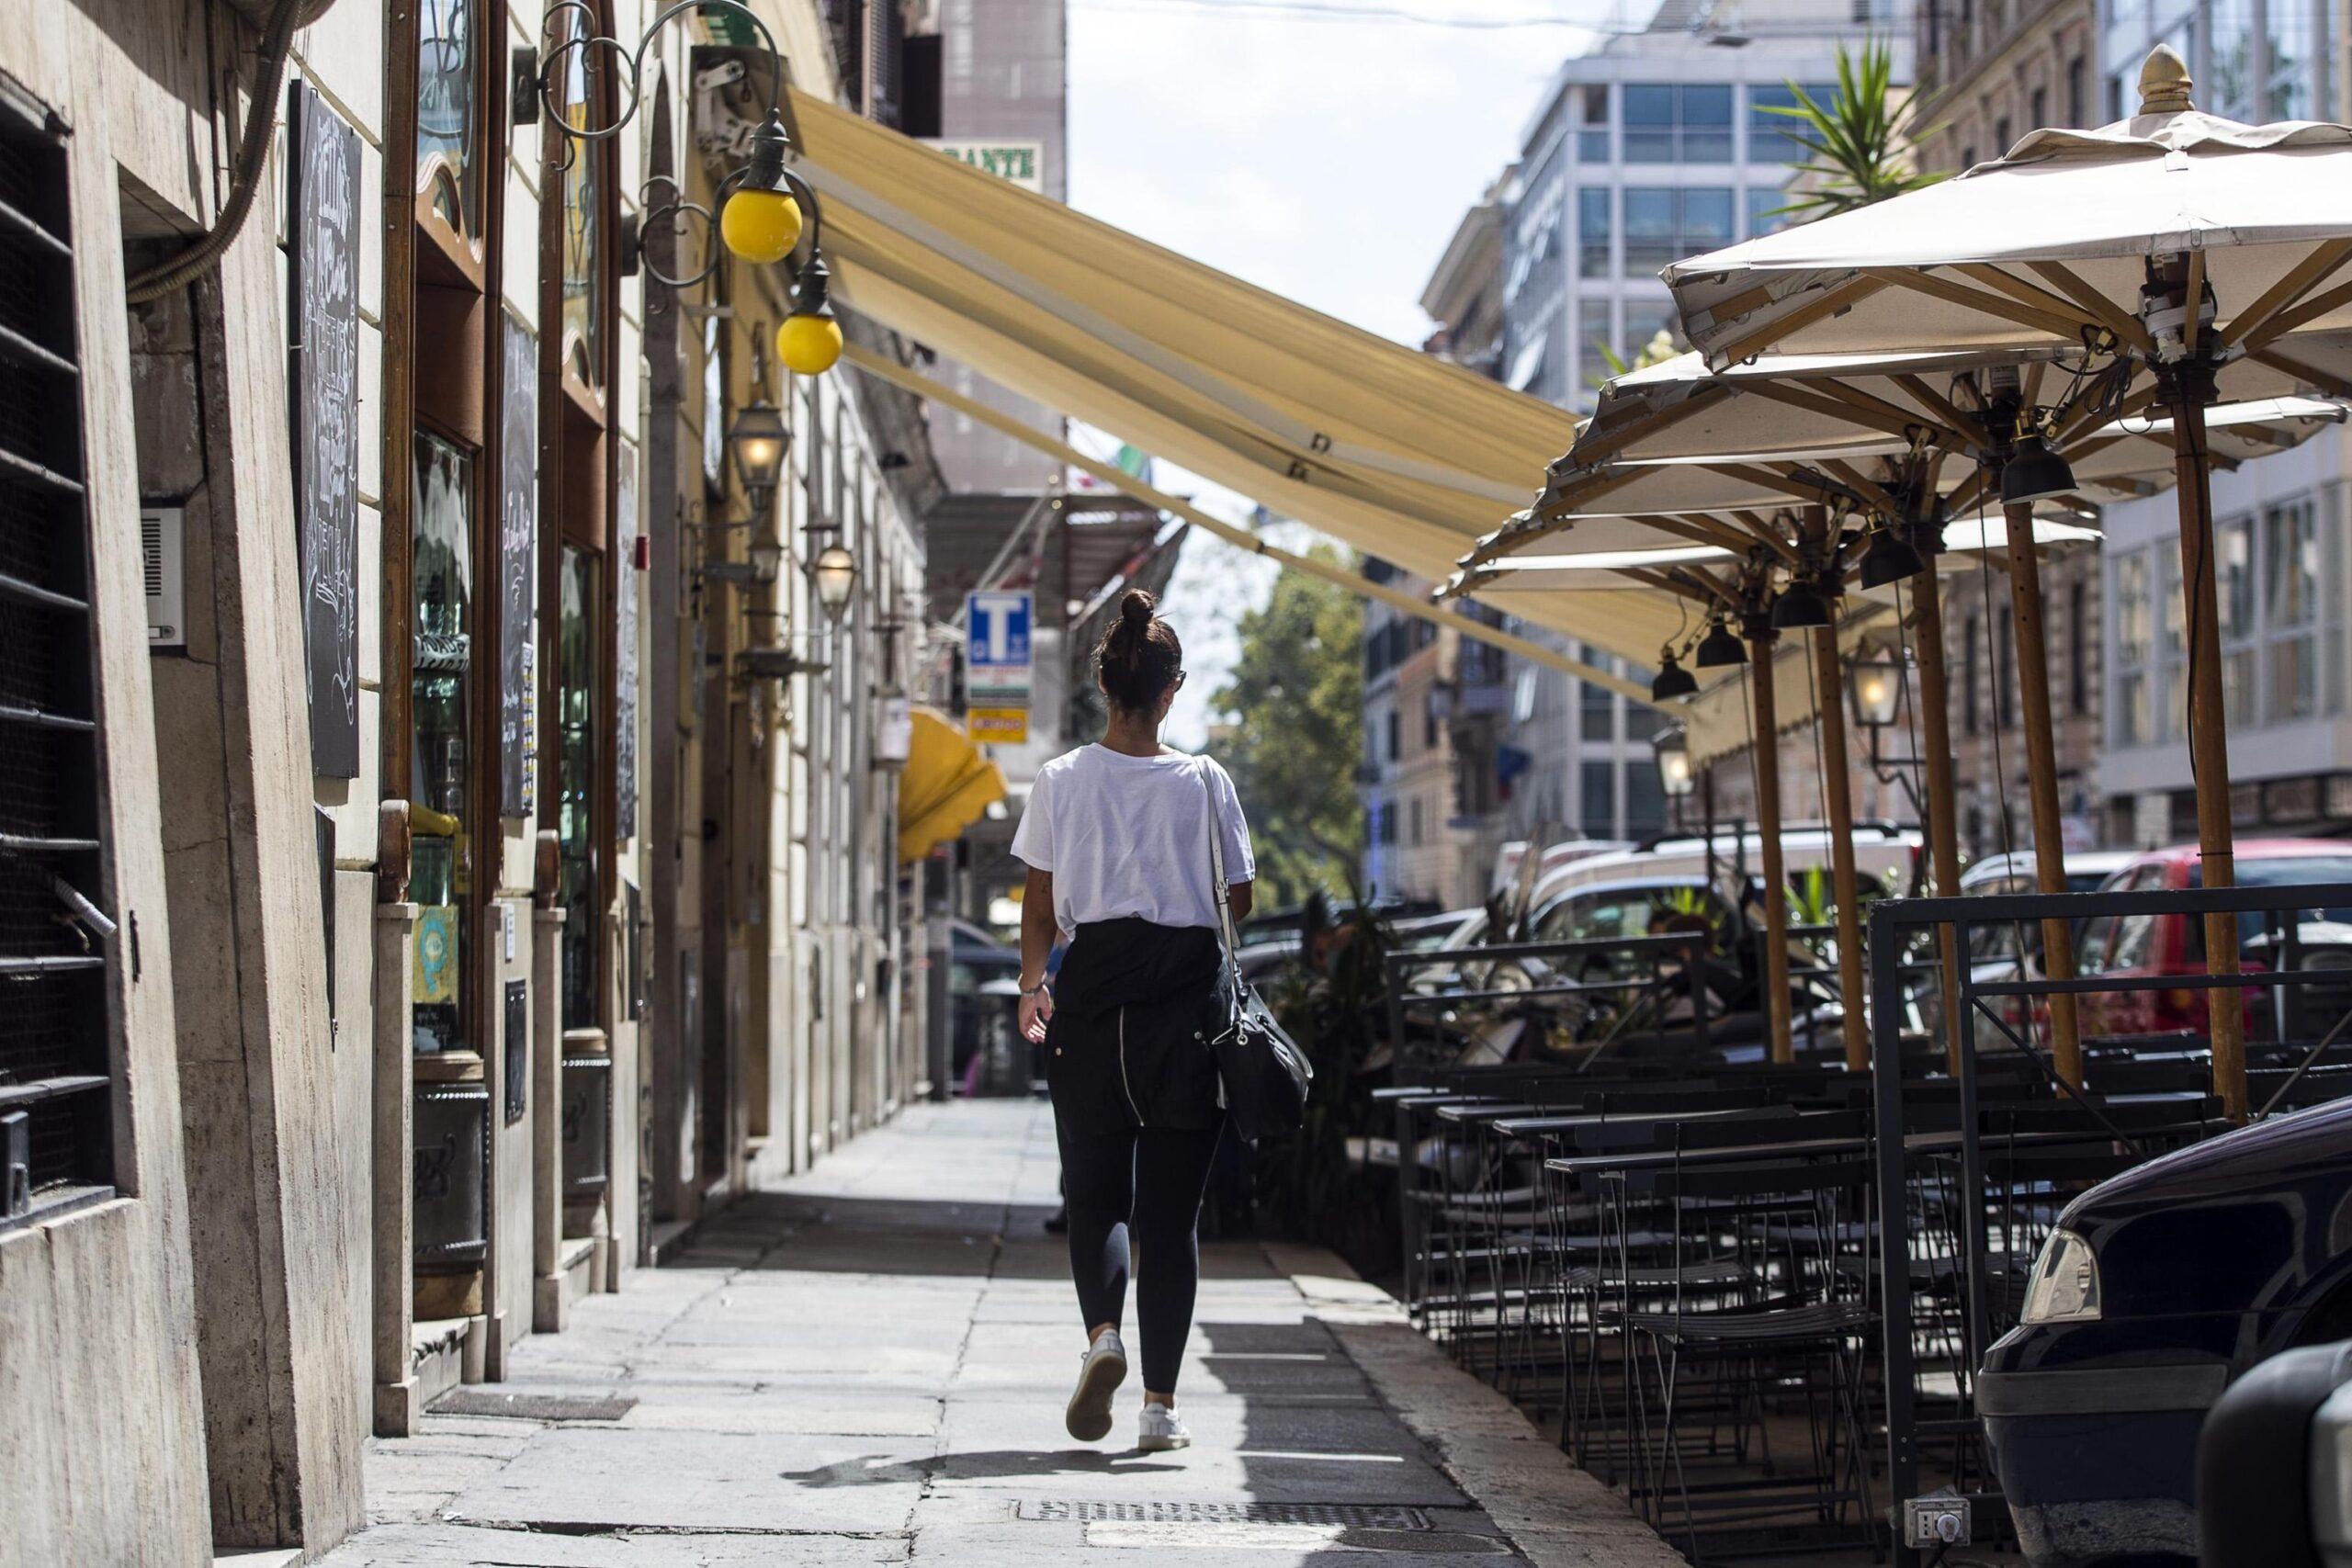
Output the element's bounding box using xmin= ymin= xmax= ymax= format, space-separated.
xmin=498 ymin=314 xmax=538 ymax=816
xmin=288 ymin=82 xmax=361 ymax=778
xmin=616 ymin=446 xmax=639 ymax=839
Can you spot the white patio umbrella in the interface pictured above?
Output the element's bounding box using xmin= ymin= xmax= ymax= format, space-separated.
xmin=1646 ymin=51 xmax=2352 ymax=1116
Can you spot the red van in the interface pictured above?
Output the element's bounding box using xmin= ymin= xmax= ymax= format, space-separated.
xmin=2072 ymin=840 xmax=2352 ymax=1038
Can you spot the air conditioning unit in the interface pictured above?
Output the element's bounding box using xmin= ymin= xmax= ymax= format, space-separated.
xmin=141 ymin=504 xmax=186 ymax=650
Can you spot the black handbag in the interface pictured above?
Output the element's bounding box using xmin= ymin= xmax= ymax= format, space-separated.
xmin=1196 ymin=760 xmax=1311 ymax=1142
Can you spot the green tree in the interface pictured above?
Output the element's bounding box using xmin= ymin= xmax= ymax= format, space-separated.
xmin=1765 ymin=40 xmax=1945 ymax=223
xmin=1210 ymin=555 xmax=1364 ymax=906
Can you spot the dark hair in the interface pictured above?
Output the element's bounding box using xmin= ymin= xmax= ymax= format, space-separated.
xmin=1097 ymin=590 xmax=1182 ymax=712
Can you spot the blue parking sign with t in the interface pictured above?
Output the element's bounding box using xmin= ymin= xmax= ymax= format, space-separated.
xmin=966 ymin=591 xmax=1032 ymax=672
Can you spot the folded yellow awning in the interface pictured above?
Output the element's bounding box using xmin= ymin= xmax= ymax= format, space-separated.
xmin=782 ymin=90 xmax=1688 ymax=673
xmin=898 ymin=708 xmax=1006 ymax=864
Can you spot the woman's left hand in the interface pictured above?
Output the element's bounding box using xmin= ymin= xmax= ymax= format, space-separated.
xmin=1020 ymin=985 xmax=1054 ymax=1043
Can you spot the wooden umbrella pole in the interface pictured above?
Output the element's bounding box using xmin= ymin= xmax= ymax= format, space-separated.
xmin=2000 ymin=499 xmax=2086 ymax=1086
xmin=1908 ymin=563 xmax=1970 ymax=1076
xmin=2160 ymin=356 xmax=2248 ymax=1122
xmin=1749 ymin=621 xmax=1794 ymax=1064
xmin=1811 ymin=625 xmax=1870 ymax=1071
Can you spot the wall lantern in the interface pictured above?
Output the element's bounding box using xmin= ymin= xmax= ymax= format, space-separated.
xmin=1652 ymin=726 xmax=1695 ymax=800
xmin=699 ymin=534 xmax=782 ymax=586
xmin=1847 ymin=649 xmax=1907 ymax=730
xmin=533 ymin=0 xmax=842 ymax=369
xmin=728 ymin=397 xmax=790 ymax=500
xmin=813 ymin=543 xmax=858 ymax=618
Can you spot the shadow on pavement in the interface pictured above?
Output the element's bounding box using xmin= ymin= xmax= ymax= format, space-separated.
xmin=782 ymin=1449 xmax=1185 ymax=1486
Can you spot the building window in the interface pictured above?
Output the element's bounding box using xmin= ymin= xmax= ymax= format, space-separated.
xmin=2069 ymin=578 xmax=2089 ymax=715
xmin=557 ymin=547 xmax=600 ymax=1028
xmin=1625 ymin=761 xmax=1666 ymax=833
xmin=1618 ymin=299 xmax=1678 ymax=362
xmin=1623 ymin=84 xmax=1734 ymax=164
xmin=2157 ymin=548 xmax=2187 ymax=741
xmin=1577 ymin=186 xmax=1611 ymax=278
xmin=1409 ymin=796 xmax=1423 ymax=847
xmin=1994 ymin=116 xmax=2011 ymax=152
xmin=1579 ymin=760 xmax=1617 ymax=835
xmin=412 ymin=434 xmax=476 ymax=1052
xmin=1423 ymin=693 xmax=1439 ymax=750
xmin=1963 ymin=614 xmax=1982 ymax=733
xmin=1579 ymin=675 xmax=1615 ymax=741
xmin=1386 ymin=708 xmax=1400 ymax=762
xmin=555 ymin=5 xmax=606 ymax=396
xmin=2266 ymin=496 xmax=2323 ymax=721
xmin=1747 ymin=84 xmax=1838 ymax=165
xmin=2113 ymin=550 xmax=2152 ymax=746
xmin=2218 ymin=513 xmax=2257 ymax=725
xmin=416 ymin=0 xmax=484 ymax=255
xmin=1623 ymin=186 xmax=1734 ymax=276
xmin=0 ymin=104 xmax=116 ymax=1217
xmin=1745 ymin=186 xmax=1788 ymax=237
xmin=2267 ymin=0 xmax=2316 ymax=119
xmin=1996 ymin=604 xmax=2016 ymax=728
xmin=1578 ymin=85 xmax=1611 ymax=162
xmin=2066 ymin=58 xmax=2086 ymax=125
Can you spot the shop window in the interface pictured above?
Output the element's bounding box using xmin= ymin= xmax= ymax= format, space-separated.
xmin=555 ymin=6 xmax=606 ymax=398
xmin=412 ymin=434 xmax=477 ymax=1051
xmin=0 ymin=103 xmax=114 ymax=1221
xmin=557 ymin=547 xmax=601 ymax=1028
xmin=416 ymin=0 xmax=484 ymax=264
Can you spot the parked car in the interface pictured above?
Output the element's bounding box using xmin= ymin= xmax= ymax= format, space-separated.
xmin=1981 ymin=1093 xmax=2352 ymax=1565
xmin=2068 ymin=840 xmax=2352 ymax=1040
xmin=1957 ymin=848 xmax=2139 ymax=1046
xmin=946 ymin=919 xmax=1021 ymax=1085
xmin=1447 ymin=874 xmax=1838 ymax=1060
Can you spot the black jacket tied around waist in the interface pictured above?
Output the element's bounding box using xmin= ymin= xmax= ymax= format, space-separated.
xmin=1045 ymin=918 xmax=1225 ymax=1131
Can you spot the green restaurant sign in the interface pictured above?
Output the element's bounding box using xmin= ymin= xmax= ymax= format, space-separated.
xmin=922 ymin=139 xmax=1046 ymax=194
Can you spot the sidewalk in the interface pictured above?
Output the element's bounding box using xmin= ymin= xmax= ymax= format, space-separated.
xmin=320 ymin=1100 xmax=1679 ymax=1566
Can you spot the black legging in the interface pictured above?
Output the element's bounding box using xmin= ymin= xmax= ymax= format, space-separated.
xmin=1057 ymin=1121 xmax=1223 ymax=1394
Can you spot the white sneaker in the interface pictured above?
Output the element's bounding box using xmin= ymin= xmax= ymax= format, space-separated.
xmin=1066 ymin=1330 xmax=1127 ymax=1442
xmin=1137 ymin=1403 xmax=1191 ymax=1452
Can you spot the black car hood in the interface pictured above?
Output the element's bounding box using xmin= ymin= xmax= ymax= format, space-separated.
xmin=2064 ymin=1095 xmax=2352 ymax=1226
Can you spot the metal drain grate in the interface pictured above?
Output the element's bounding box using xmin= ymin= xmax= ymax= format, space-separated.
xmin=429 ymin=1390 xmax=636 ymax=1421
xmin=1018 ymin=1501 xmax=1432 ymax=1529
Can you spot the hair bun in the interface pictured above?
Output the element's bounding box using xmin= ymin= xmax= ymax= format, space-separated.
xmin=1119 ymin=589 xmax=1157 ymax=629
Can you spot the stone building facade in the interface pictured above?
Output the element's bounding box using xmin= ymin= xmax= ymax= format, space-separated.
xmin=1 ymin=1 xmax=936 ymax=1562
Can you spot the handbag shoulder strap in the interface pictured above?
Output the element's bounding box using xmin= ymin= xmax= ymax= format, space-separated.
xmin=1197 ymin=756 xmax=1241 ymax=963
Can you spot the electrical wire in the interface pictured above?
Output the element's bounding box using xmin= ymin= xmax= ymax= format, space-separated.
xmin=127 ymin=0 xmax=307 ymax=304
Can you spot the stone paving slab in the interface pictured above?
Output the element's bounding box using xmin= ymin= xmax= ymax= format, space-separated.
xmin=319 ymin=1100 xmax=1677 ymax=1568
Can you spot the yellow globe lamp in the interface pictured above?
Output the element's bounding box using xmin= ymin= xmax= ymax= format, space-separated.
xmin=777 ymin=311 xmax=843 ymax=377
xmin=719 ymin=186 xmax=802 ymax=265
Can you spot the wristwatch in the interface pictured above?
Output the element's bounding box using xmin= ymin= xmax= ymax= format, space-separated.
xmin=1020 ymin=980 xmax=1051 ymax=998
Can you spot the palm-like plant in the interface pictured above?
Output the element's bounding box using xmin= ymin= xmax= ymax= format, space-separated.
xmin=1765 ymin=40 xmax=1945 ymax=223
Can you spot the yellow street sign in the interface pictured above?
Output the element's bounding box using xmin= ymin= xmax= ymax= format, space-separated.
xmin=967 ymin=706 xmax=1029 ymax=745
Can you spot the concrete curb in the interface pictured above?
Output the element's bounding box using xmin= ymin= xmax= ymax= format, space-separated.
xmin=1262 ymin=1241 xmax=1687 ymax=1568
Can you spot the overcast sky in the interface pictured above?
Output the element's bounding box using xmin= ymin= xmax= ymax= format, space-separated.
xmin=1065 ymin=0 xmax=1606 ymax=746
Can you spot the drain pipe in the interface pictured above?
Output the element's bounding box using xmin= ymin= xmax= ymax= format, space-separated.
xmin=126 ymin=0 xmax=308 ymax=304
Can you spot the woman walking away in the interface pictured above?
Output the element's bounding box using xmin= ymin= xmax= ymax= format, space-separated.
xmin=1012 ymin=590 xmax=1254 ymax=1454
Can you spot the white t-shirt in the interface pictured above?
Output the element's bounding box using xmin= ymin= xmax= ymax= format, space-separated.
xmin=1011 ymin=744 xmax=1256 ymax=937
